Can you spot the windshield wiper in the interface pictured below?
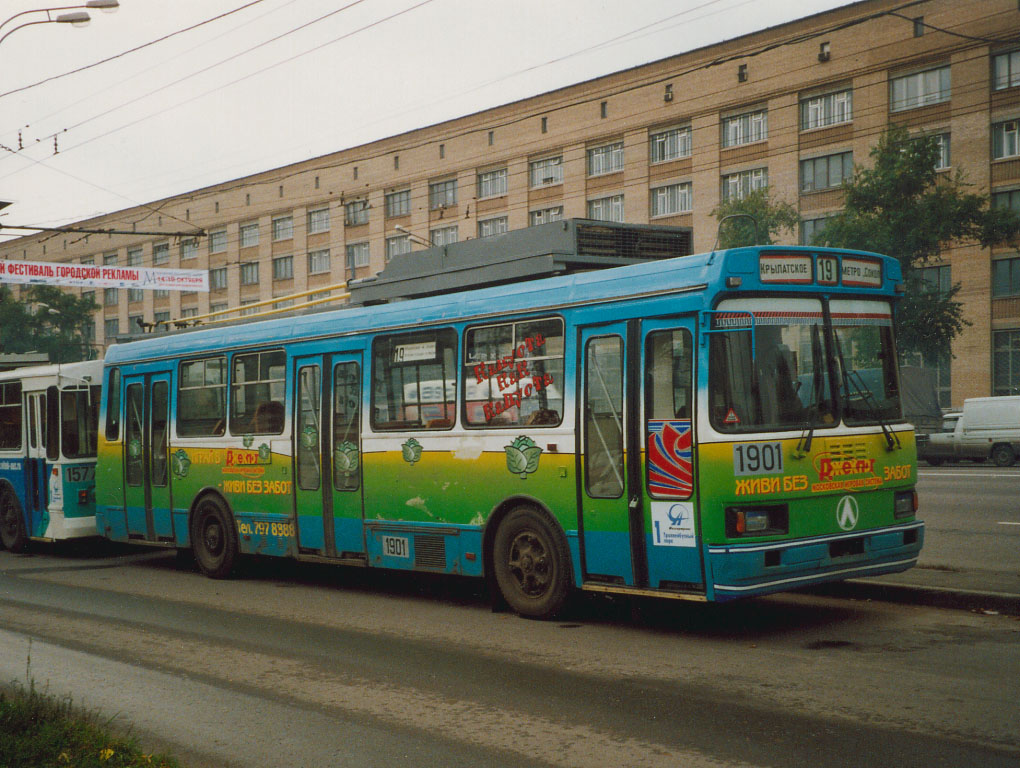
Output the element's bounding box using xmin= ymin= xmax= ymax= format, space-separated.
xmin=832 ymin=332 xmax=900 ymax=451
xmin=795 ymin=324 xmax=826 ymax=458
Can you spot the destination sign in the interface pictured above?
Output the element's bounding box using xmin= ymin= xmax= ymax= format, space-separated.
xmin=757 ymin=253 xmax=882 ymax=288
xmin=759 ymin=254 xmax=812 ymax=284
xmin=841 ymin=257 xmax=882 ymax=287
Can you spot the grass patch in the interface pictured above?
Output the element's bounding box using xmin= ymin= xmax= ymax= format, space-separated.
xmin=0 ymin=679 xmax=183 ymax=768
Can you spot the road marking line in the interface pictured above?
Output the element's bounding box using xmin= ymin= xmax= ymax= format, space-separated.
xmin=997 ymin=521 xmax=1020 ymax=526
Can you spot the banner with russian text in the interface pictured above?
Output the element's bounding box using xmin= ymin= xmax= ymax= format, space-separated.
xmin=0 ymin=259 xmax=208 ymax=292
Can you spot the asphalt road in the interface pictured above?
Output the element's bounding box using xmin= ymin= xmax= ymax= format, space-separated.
xmin=0 ymin=543 xmax=1018 ymax=768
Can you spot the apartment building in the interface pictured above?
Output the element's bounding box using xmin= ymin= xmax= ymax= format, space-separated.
xmin=2 ymin=0 xmax=1019 ymax=406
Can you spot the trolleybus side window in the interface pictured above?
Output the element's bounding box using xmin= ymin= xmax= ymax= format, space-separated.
xmin=231 ymin=350 xmax=286 ymax=435
xmin=333 ymin=362 xmax=361 ymax=491
xmin=584 ymin=335 xmax=625 ymax=498
xmin=645 ymin=329 xmax=694 ymax=500
xmin=0 ymin=382 xmax=22 ymax=451
xmin=105 ymin=368 xmax=121 ymax=441
xmin=371 ymin=329 xmax=457 ymax=430
xmin=296 ymin=366 xmax=321 ymax=491
xmin=125 ymin=383 xmax=144 ymax=486
xmin=463 ymin=316 xmax=564 ymax=427
xmin=61 ymin=385 xmax=101 ymax=459
xmin=46 ymin=387 xmax=59 ymax=461
xmin=178 ymin=357 xmax=227 ymax=437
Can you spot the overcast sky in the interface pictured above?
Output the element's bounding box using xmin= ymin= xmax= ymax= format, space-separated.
xmin=0 ymin=0 xmax=851 ymax=243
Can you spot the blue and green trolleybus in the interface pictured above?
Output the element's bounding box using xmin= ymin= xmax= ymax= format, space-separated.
xmin=96 ymin=222 xmax=923 ymax=617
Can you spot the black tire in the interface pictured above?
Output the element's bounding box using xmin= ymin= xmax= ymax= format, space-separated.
xmin=991 ymin=444 xmax=1016 ymax=468
xmin=492 ymin=506 xmax=572 ymax=619
xmin=0 ymin=485 xmax=29 ymax=553
xmin=925 ymin=457 xmax=944 ymax=467
xmin=190 ymin=495 xmax=238 ymax=579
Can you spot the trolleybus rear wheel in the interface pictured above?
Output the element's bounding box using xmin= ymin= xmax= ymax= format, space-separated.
xmin=0 ymin=485 xmax=28 ymax=553
xmin=493 ymin=506 xmax=571 ymax=619
xmin=191 ymin=495 xmax=238 ymax=579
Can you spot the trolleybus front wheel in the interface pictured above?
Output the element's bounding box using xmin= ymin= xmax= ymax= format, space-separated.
xmin=493 ymin=506 xmax=571 ymax=619
xmin=191 ymin=495 xmax=238 ymax=579
xmin=0 ymin=485 xmax=28 ymax=553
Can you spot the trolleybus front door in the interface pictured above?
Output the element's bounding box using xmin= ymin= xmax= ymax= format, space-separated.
xmin=122 ymin=373 xmax=173 ymax=543
xmin=579 ymin=322 xmax=644 ymax=586
xmin=640 ymin=318 xmax=703 ymax=590
xmin=579 ymin=319 xmax=704 ymax=591
xmin=293 ymin=354 xmax=365 ymax=559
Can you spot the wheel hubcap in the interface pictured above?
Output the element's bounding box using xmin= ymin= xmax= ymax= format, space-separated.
xmin=508 ymin=531 xmax=551 ymax=597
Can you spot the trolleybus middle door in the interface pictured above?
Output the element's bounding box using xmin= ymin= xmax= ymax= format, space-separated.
xmin=122 ymin=373 xmax=173 ymax=543
xmin=293 ymin=353 xmax=365 ymax=559
xmin=579 ymin=321 xmax=645 ymax=587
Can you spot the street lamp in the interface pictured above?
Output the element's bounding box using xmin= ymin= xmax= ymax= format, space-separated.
xmin=0 ymin=2 xmax=119 ymax=47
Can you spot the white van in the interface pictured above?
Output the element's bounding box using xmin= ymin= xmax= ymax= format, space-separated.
xmin=921 ymin=396 xmax=1020 ymax=466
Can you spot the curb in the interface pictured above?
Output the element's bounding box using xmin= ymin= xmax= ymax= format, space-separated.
xmin=807 ymin=579 xmax=1020 ymax=616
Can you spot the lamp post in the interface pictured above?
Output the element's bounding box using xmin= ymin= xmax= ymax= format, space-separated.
xmin=394 ymin=224 xmax=436 ymax=249
xmin=0 ymin=1 xmax=119 ymax=47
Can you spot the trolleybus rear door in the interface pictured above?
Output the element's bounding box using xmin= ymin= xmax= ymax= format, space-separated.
xmin=641 ymin=319 xmax=704 ymax=590
xmin=293 ymin=354 xmax=364 ymax=559
xmin=579 ymin=322 xmax=646 ymax=586
xmin=122 ymin=373 xmax=173 ymax=543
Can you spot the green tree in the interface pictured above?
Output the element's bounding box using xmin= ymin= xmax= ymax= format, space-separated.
xmin=819 ymin=126 xmax=1020 ymax=360
xmin=0 ymin=284 xmax=98 ymax=362
xmin=712 ymin=188 xmax=800 ymax=248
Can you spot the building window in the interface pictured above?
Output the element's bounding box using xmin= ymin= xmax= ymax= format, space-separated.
xmin=240 ymin=301 xmax=259 ymax=317
xmin=210 ymin=303 xmax=228 ymax=314
xmin=912 ymin=16 xmax=925 ymax=37
xmin=240 ymin=262 xmax=259 ymax=285
xmin=529 ymin=156 xmax=563 ymax=188
xmin=993 ymin=188 xmax=1020 ymax=212
xmin=993 ymin=50 xmax=1020 ymax=90
xmin=722 ymin=109 xmax=767 ymax=148
xmin=430 ymin=225 xmax=458 ymax=246
xmin=153 ymin=241 xmax=169 ymax=265
xmin=993 ymin=329 xmax=1020 ymax=396
xmin=993 ymin=257 xmax=1020 ymax=297
xmin=307 ymin=207 xmax=330 ymax=234
xmin=650 ymin=182 xmax=692 ymax=217
xmin=477 ymin=216 xmax=508 ymax=238
xmin=181 ymin=307 xmax=198 ymax=319
xmin=210 ymin=267 xmax=228 ymax=291
xmin=154 ymin=289 xmax=169 ymax=300
xmin=890 ymin=66 xmax=950 ymax=112
xmin=209 ymin=229 xmax=227 ymax=253
xmin=587 ymin=195 xmax=625 ymax=223
xmin=104 ymin=287 xmax=118 ymax=307
xmin=649 ymin=127 xmax=692 ymax=163
xmin=308 ymin=248 xmax=331 ymax=274
xmin=345 ymin=200 xmax=369 ymax=226
xmin=993 ymin=120 xmax=1020 ymax=160
xmin=345 ymin=243 xmax=368 ymax=270
xmin=800 ymin=217 xmax=832 ymax=245
xmin=800 ymin=151 xmax=853 ymax=193
xmin=530 ymin=207 xmax=564 ymax=226
xmin=800 ymin=89 xmax=852 ymax=130
xmin=586 ymin=142 xmax=624 ymax=176
xmin=721 ymin=168 xmax=768 ymax=201
xmin=272 ymin=255 xmax=293 ymax=281
xmin=239 ymin=222 xmax=259 ymax=248
xmin=180 ymin=238 xmax=199 ymax=260
xmin=429 ymin=179 xmax=457 ymax=209
xmin=386 ymin=234 xmax=411 ymax=260
xmin=477 ymin=168 xmax=508 ymax=199
xmin=385 ymin=189 xmax=411 ymax=218
xmin=933 ymin=133 xmax=951 ymax=169
xmin=104 ymin=318 xmax=119 ymax=339
xmin=153 ymin=311 xmax=170 ymax=331
xmin=272 ymin=215 xmax=293 ymax=241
